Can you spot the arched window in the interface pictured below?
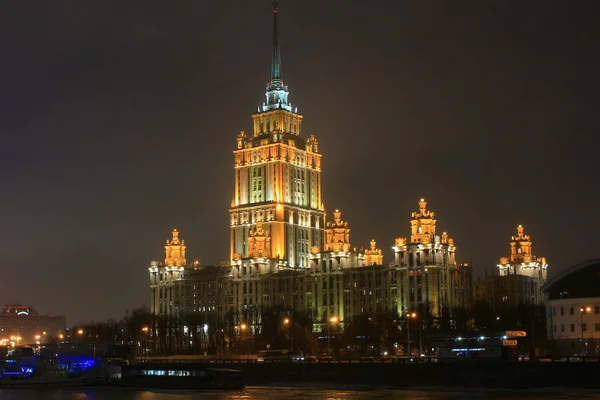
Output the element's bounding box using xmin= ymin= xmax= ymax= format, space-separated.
xmin=266 ymin=121 xmax=270 ymax=132
xmin=260 ymin=122 xmax=264 ymax=133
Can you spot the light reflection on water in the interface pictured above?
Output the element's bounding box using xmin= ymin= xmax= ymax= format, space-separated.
xmin=0 ymin=387 xmax=599 ymax=400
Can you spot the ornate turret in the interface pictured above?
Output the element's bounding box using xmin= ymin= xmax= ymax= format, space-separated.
xmin=495 ymin=224 xmax=549 ymax=306
xmin=364 ymin=239 xmax=383 ymax=266
xmin=499 ymin=225 xmax=545 ymax=265
xmin=324 ymin=209 xmax=351 ymax=252
xmin=509 ymin=224 xmax=532 ymax=262
xmin=409 ymin=198 xmax=438 ymax=244
xmin=395 ymin=198 xmax=453 ymax=247
xmin=165 ymin=229 xmax=187 ymax=266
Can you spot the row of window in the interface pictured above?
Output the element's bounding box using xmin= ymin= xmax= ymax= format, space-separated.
xmin=259 ymin=119 xmax=297 ymax=134
xmin=552 ymin=306 xmax=600 ymax=317
xmin=553 ymin=323 xmax=600 ymax=333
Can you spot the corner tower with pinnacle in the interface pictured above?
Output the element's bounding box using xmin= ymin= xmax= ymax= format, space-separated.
xmin=393 ymin=198 xmax=472 ymax=317
xmin=229 ymin=2 xmax=325 ymax=271
xmin=497 ymin=224 xmax=548 ymax=303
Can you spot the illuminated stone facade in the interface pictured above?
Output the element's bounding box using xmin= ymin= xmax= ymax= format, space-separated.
xmin=392 ymin=199 xmax=472 ymax=317
xmin=228 ymin=5 xmax=324 ymax=271
xmin=149 ymin=229 xmax=193 ymax=318
xmin=474 ymin=225 xmax=548 ymax=311
xmin=147 ymin=5 xmax=474 ymax=339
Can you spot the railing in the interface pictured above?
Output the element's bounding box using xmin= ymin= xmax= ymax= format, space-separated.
xmin=133 ymin=355 xmax=600 ymax=365
xmin=134 ymin=356 xmax=441 ymax=365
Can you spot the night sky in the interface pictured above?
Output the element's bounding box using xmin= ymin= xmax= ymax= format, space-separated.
xmin=1 ymin=1 xmax=598 ymax=324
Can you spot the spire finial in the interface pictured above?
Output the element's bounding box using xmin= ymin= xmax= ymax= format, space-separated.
xmin=271 ymin=1 xmax=282 ymax=83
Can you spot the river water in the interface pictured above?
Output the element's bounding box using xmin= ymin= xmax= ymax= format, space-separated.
xmin=0 ymin=387 xmax=599 ymax=400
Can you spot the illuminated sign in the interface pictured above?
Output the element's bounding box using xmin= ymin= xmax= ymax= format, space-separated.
xmin=503 ymin=340 xmax=518 ymax=347
xmin=505 ymin=331 xmax=526 ymax=337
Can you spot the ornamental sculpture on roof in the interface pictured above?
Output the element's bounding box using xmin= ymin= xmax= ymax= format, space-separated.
xmin=364 ymin=239 xmax=383 ymax=266
xmin=325 ymin=209 xmax=351 ymax=252
xmin=165 ymin=229 xmax=187 ymax=266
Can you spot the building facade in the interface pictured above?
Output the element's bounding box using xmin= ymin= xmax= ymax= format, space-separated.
xmin=392 ymin=199 xmax=472 ymax=317
xmin=474 ymin=225 xmax=548 ymax=311
xmin=147 ymin=5 xmax=474 ymax=344
xmin=228 ymin=3 xmax=324 ymax=271
xmin=542 ymin=258 xmax=600 ymax=357
xmin=0 ymin=305 xmax=66 ymax=345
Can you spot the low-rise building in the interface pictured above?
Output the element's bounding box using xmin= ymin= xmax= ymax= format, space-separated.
xmin=542 ymin=257 xmax=600 ymax=357
xmin=0 ymin=305 xmax=66 ymax=345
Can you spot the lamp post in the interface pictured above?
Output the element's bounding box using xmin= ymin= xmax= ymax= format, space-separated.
xmin=327 ymin=316 xmax=338 ymax=355
xmin=283 ymin=318 xmax=292 ymax=352
xmin=580 ymin=306 xmax=591 ymax=355
xmin=240 ymin=323 xmax=247 ymax=355
xmin=141 ymin=326 xmax=149 ymax=357
xmin=406 ymin=312 xmax=416 ymax=357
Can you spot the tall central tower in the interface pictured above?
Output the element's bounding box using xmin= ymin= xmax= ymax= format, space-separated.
xmin=229 ymin=3 xmax=325 ymax=269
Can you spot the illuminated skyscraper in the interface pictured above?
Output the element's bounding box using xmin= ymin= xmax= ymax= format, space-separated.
xmin=146 ymin=6 xmax=474 ymax=348
xmin=229 ymin=3 xmax=325 ymax=270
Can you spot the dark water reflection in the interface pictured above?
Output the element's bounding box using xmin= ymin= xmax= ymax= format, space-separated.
xmin=0 ymin=387 xmax=599 ymax=400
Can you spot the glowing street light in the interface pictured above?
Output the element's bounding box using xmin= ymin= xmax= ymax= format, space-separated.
xmin=580 ymin=306 xmax=592 ymax=354
xmin=327 ymin=316 xmax=339 ymax=355
xmin=141 ymin=326 xmax=149 ymax=333
xmin=283 ymin=318 xmax=292 ymax=351
xmin=407 ymin=312 xmax=417 ymax=357
xmin=77 ymin=329 xmax=84 ymax=335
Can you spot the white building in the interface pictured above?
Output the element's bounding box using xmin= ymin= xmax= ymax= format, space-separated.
xmin=542 ymin=258 xmax=600 ymax=357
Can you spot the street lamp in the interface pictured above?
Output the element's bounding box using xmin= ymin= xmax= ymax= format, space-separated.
xmin=327 ymin=316 xmax=338 ymax=355
xmin=407 ymin=312 xmax=416 ymax=357
xmin=141 ymin=327 xmax=149 ymax=356
xmin=580 ymin=306 xmax=592 ymax=355
xmin=283 ymin=318 xmax=292 ymax=352
xmin=239 ymin=324 xmax=247 ymax=355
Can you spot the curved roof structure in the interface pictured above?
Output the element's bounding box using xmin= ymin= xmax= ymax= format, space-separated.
xmin=542 ymin=257 xmax=600 ymax=300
